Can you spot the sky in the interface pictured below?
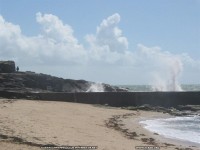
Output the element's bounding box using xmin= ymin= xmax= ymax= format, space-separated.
xmin=0 ymin=0 xmax=200 ymax=86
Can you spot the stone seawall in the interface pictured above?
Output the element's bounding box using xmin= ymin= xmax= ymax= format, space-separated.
xmin=0 ymin=91 xmax=200 ymax=107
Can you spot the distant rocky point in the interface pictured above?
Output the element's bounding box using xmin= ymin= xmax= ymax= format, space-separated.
xmin=0 ymin=61 xmax=127 ymax=93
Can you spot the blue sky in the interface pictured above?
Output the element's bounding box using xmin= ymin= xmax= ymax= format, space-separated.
xmin=0 ymin=0 xmax=200 ymax=87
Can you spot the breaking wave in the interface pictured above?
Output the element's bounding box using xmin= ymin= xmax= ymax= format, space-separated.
xmin=86 ymin=83 xmax=104 ymax=92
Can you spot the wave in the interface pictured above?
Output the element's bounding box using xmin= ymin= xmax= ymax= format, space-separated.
xmin=140 ymin=116 xmax=200 ymax=144
xmin=86 ymin=83 xmax=104 ymax=92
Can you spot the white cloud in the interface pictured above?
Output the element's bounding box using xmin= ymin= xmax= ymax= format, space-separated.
xmin=36 ymin=12 xmax=78 ymax=45
xmin=95 ymin=13 xmax=128 ymax=52
xmin=0 ymin=15 xmax=22 ymax=58
xmin=85 ymin=13 xmax=132 ymax=65
xmin=0 ymin=13 xmax=87 ymax=66
xmin=0 ymin=13 xmax=199 ymax=85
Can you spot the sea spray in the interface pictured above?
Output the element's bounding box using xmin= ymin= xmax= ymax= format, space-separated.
xmin=151 ymin=57 xmax=183 ymax=91
xmin=137 ymin=44 xmax=183 ymax=91
xmin=86 ymin=83 xmax=104 ymax=92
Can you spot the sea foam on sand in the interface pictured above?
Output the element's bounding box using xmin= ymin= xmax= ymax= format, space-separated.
xmin=140 ymin=116 xmax=200 ymax=144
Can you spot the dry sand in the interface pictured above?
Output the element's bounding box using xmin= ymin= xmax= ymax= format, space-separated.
xmin=0 ymin=99 xmax=198 ymax=150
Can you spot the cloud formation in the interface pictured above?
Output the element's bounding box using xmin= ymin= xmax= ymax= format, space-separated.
xmin=85 ymin=13 xmax=132 ymax=65
xmin=0 ymin=13 xmax=87 ymax=66
xmin=86 ymin=13 xmax=128 ymax=53
xmin=36 ymin=12 xmax=78 ymax=45
xmin=0 ymin=12 xmax=199 ymax=85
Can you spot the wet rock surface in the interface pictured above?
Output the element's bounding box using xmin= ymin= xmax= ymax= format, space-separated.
xmin=122 ymin=104 xmax=200 ymax=116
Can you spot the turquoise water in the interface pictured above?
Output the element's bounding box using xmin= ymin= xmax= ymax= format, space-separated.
xmin=118 ymin=84 xmax=200 ymax=92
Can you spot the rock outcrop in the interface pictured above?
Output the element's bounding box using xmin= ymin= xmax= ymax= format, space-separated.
xmin=0 ymin=60 xmax=128 ymax=93
xmin=0 ymin=61 xmax=16 ymax=73
xmin=0 ymin=65 xmax=127 ymax=93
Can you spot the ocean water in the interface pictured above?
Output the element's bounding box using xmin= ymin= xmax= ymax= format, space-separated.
xmin=118 ymin=84 xmax=200 ymax=145
xmin=119 ymin=84 xmax=200 ymax=92
xmin=140 ymin=116 xmax=200 ymax=144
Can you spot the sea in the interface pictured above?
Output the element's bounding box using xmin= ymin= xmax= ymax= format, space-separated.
xmin=140 ymin=116 xmax=200 ymax=145
xmin=118 ymin=84 xmax=200 ymax=145
xmin=119 ymin=84 xmax=200 ymax=92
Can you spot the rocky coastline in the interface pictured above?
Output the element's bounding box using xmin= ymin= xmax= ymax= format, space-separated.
xmin=0 ymin=61 xmax=200 ymax=113
xmin=0 ymin=61 xmax=127 ymax=93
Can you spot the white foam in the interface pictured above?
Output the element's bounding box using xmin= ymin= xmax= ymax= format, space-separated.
xmin=86 ymin=83 xmax=104 ymax=92
xmin=151 ymin=58 xmax=183 ymax=91
xmin=140 ymin=116 xmax=200 ymax=144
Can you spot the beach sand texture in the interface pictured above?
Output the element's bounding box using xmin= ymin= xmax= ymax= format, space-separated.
xmin=0 ymin=99 xmax=198 ymax=150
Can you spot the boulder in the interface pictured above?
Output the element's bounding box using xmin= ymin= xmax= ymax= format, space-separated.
xmin=0 ymin=61 xmax=16 ymax=73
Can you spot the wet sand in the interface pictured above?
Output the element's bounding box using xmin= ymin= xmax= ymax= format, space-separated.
xmin=0 ymin=99 xmax=198 ymax=150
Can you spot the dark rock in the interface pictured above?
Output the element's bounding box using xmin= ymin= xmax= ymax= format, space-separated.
xmin=103 ymin=84 xmax=128 ymax=92
xmin=0 ymin=67 xmax=127 ymax=93
xmin=177 ymin=105 xmax=200 ymax=111
xmin=0 ymin=61 xmax=15 ymax=73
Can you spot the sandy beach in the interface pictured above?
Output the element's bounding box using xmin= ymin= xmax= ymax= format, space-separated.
xmin=0 ymin=99 xmax=198 ymax=150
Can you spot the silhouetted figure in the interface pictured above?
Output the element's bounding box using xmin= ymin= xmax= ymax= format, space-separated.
xmin=16 ymin=66 xmax=19 ymax=72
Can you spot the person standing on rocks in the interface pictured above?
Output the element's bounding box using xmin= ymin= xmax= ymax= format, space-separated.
xmin=16 ymin=66 xmax=19 ymax=72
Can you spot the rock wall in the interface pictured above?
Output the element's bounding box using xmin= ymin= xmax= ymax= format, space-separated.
xmin=36 ymin=92 xmax=200 ymax=107
xmin=0 ymin=91 xmax=200 ymax=108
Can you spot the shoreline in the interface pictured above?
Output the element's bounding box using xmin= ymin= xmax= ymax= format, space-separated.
xmin=0 ymin=99 xmax=199 ymax=150
xmin=110 ymin=110 xmax=199 ymax=150
xmin=138 ymin=115 xmax=200 ymax=149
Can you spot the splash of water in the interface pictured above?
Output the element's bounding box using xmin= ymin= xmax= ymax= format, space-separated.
xmin=151 ymin=58 xmax=183 ymax=91
xmin=86 ymin=83 xmax=104 ymax=92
